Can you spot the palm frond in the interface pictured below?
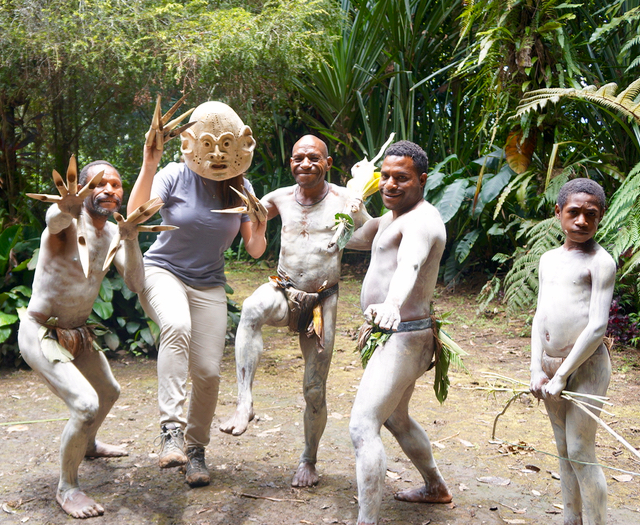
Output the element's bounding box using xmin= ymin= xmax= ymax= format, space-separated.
xmin=515 ymin=78 xmax=640 ymax=124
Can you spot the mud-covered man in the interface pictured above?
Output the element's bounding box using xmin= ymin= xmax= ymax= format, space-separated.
xmin=19 ymin=161 xmax=145 ymax=518
xmin=530 ymin=178 xmax=615 ymax=525
xmin=346 ymin=140 xmax=452 ymax=525
xmin=220 ymin=135 xmax=369 ymax=487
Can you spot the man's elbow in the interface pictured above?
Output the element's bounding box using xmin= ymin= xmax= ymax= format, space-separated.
xmin=590 ymin=321 xmax=609 ymax=341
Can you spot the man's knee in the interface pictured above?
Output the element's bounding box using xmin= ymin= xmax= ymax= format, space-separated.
xmin=303 ymin=376 xmax=326 ymax=412
xmin=566 ymin=437 xmax=595 ymax=465
xmin=70 ymin=393 xmax=100 ymax=425
xmin=383 ymin=413 xmax=409 ymax=437
xmin=240 ymin=291 xmax=280 ymax=329
xmin=103 ymin=380 xmax=121 ymax=407
xmin=349 ymin=417 xmax=377 ymax=449
xmin=238 ymin=298 xmax=266 ymax=329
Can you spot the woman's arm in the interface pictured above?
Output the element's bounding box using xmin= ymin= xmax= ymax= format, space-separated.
xmin=127 ymin=145 xmax=164 ymax=214
xmin=240 ymin=219 xmax=267 ymax=259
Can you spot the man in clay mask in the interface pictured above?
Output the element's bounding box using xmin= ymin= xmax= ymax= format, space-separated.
xmin=129 ymin=101 xmax=266 ymax=488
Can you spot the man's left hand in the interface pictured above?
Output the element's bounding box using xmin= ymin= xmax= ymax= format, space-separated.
xmin=543 ymin=374 xmax=566 ymax=399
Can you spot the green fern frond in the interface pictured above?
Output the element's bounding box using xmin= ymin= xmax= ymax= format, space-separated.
xmin=609 ymin=228 xmax=632 ymax=261
xmin=590 ymin=6 xmax=640 ymax=43
xmin=598 ymin=162 xmax=640 ymax=234
xmin=503 ymin=218 xmax=563 ymax=313
xmin=493 ymin=171 xmax=532 ymax=220
xmin=514 ymin=78 xmax=640 ymax=124
xmin=621 ymin=35 xmax=640 ymax=55
xmin=621 ymin=249 xmax=640 ymax=279
xmin=520 ymin=217 xmax=563 ymax=250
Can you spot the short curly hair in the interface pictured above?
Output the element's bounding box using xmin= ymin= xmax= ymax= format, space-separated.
xmin=384 ymin=140 xmax=428 ymax=175
xmin=79 ymin=160 xmax=117 ymax=186
xmin=557 ymin=178 xmax=606 ymax=210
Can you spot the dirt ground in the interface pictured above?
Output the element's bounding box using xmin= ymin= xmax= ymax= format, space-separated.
xmin=2 ymin=262 xmax=640 ymax=525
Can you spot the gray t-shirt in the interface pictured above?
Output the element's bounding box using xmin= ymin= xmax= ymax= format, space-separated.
xmin=143 ymin=162 xmax=251 ymax=288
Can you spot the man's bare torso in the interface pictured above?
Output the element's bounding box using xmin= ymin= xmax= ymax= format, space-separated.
xmin=361 ymin=200 xmax=445 ymax=321
xmin=28 ymin=210 xmax=116 ymax=328
xmin=268 ymin=184 xmax=352 ymax=292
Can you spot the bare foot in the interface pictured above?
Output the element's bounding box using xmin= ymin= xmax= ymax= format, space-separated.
xmin=291 ymin=461 xmax=319 ymax=487
xmin=219 ymin=404 xmax=254 ymax=436
xmin=56 ymin=488 xmax=104 ymax=518
xmin=394 ymin=483 xmax=453 ymax=504
xmin=85 ymin=440 xmax=128 ymax=458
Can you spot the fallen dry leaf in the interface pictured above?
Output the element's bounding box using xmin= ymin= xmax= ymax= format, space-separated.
xmin=6 ymin=425 xmax=29 ymax=433
xmin=477 ymin=476 xmax=511 ymax=486
xmin=612 ymin=474 xmax=633 ymax=482
xmin=256 ymin=426 xmax=281 ymax=437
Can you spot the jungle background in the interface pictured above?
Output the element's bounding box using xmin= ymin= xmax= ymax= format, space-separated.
xmin=2 ymin=2 xmax=640 ymax=523
xmin=1 ymin=0 xmax=640 ymax=365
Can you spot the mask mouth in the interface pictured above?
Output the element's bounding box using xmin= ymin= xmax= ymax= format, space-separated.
xmin=204 ymin=160 xmax=228 ymax=171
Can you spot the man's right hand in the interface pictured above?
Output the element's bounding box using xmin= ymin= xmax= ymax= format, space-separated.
xmin=529 ymin=370 xmax=549 ymax=399
xmin=26 ymin=156 xmax=105 ymax=219
xmin=364 ymin=303 xmax=401 ymax=331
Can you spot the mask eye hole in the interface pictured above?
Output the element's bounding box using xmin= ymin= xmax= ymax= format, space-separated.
xmin=202 ymin=140 xmax=211 ymax=148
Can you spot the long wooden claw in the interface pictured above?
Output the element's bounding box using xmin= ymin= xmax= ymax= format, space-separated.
xmin=145 ymin=95 xmax=164 ymax=149
xmin=26 ymin=193 xmax=62 ymax=203
xmin=164 ymin=108 xmax=195 ymax=134
xmin=77 ymin=169 xmax=105 ymax=199
xmin=164 ymin=121 xmax=196 ymax=143
xmin=76 ymin=214 xmax=90 ymax=278
xmin=230 ymin=185 xmax=250 ymax=205
xmin=161 ymin=93 xmax=188 ymax=125
xmin=137 ymin=225 xmax=179 ymax=232
xmin=146 ymin=94 xmax=194 ymax=150
xmin=66 ymin=155 xmax=78 ymax=196
xmin=229 ymin=186 xmax=267 ymax=222
xmin=102 ymin=215 xmax=122 ymax=271
xmin=52 ymin=169 xmax=68 ymax=197
xmin=211 ymin=207 xmax=247 ymax=214
xmin=127 ymin=197 xmax=163 ymax=224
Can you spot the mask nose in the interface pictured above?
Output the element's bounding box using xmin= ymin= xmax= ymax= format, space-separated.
xmin=211 ymin=144 xmax=228 ymax=160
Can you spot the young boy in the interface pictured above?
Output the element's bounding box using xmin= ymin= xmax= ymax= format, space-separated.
xmin=530 ymin=178 xmax=616 ymax=525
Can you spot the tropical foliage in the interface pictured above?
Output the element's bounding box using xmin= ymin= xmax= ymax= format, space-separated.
xmin=3 ymin=0 xmax=640 ymax=364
